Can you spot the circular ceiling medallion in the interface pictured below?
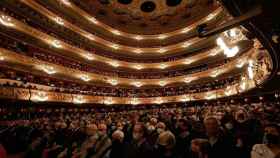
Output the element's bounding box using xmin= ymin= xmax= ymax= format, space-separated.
xmin=118 ymin=0 xmax=133 ymax=5
xmin=141 ymin=1 xmax=156 ymax=13
xmin=166 ymin=0 xmax=182 ymax=7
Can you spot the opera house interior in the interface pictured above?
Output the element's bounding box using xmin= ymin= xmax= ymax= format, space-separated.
xmin=0 ymin=0 xmax=280 ymax=158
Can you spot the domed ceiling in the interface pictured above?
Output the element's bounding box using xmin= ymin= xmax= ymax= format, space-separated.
xmin=0 ymin=0 xmax=274 ymax=105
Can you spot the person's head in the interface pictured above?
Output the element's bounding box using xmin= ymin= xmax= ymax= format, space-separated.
xmin=157 ymin=131 xmax=176 ymax=151
xmin=235 ymin=109 xmax=248 ymax=123
xmin=112 ymin=130 xmax=124 ymax=143
xmin=178 ymin=119 xmax=191 ymax=132
xmin=156 ymin=122 xmax=166 ymax=134
xmin=263 ymin=124 xmax=280 ymax=145
xmin=98 ymin=123 xmax=107 ymax=137
xmin=133 ymin=122 xmax=145 ymax=141
xmin=204 ymin=117 xmax=220 ymax=137
xmin=191 ymin=139 xmax=210 ymax=158
xmin=150 ymin=118 xmax=158 ymax=126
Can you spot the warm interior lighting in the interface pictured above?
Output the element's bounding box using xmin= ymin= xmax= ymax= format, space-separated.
xmin=52 ymin=40 xmax=62 ymax=48
xmin=236 ymin=59 xmax=245 ymax=68
xmin=54 ymin=17 xmax=64 ymax=25
xmin=61 ymin=0 xmax=71 ymax=6
xmin=134 ymin=49 xmax=143 ymax=54
xmin=80 ymin=74 xmax=91 ymax=82
xmin=41 ymin=65 xmax=56 ymax=75
xmin=133 ymin=64 xmax=143 ymax=70
xmin=184 ymin=77 xmax=195 ymax=83
xmin=210 ymin=70 xmax=221 ymax=78
xmin=134 ymin=35 xmax=144 ymax=41
xmin=33 ymin=92 xmax=48 ymax=102
xmin=181 ymin=28 xmax=191 ymax=34
xmin=183 ymin=59 xmax=193 ymax=65
xmin=216 ymin=37 xmax=239 ymax=58
xmin=104 ymin=98 xmax=114 ymax=105
xmin=181 ymin=42 xmax=191 ymax=48
xmin=131 ymin=98 xmax=140 ymax=105
xmin=155 ymin=98 xmax=163 ymax=104
xmin=157 ymin=34 xmax=167 ymax=40
xmin=157 ymin=48 xmax=167 ymax=53
xmin=0 ymin=15 xmax=14 ymax=27
xmin=86 ymin=34 xmax=95 ymax=41
xmin=180 ymin=95 xmax=190 ymax=102
xmin=111 ymin=30 xmax=121 ymax=36
xmin=73 ymin=95 xmax=84 ymax=104
xmin=132 ymin=81 xmax=142 ymax=87
xmin=248 ymin=60 xmax=254 ymax=79
xmin=89 ymin=17 xmax=99 ymax=24
xmin=84 ymin=53 xmax=95 ymax=60
xmin=206 ymin=12 xmax=217 ymax=21
xmin=239 ymin=77 xmax=247 ymax=91
xmin=205 ymin=92 xmax=216 ymax=100
xmin=224 ymin=86 xmax=233 ymax=96
xmin=111 ymin=44 xmax=119 ymax=50
xmin=108 ymin=61 xmax=119 ymax=67
xmin=159 ymin=63 xmax=168 ymax=69
xmin=159 ymin=80 xmax=167 ymax=87
xmin=108 ymin=79 xmax=118 ymax=86
xmin=0 ymin=55 xmax=4 ymax=61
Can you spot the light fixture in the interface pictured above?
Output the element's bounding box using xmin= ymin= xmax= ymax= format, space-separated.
xmin=158 ymin=63 xmax=168 ymax=69
xmin=111 ymin=30 xmax=121 ymax=36
xmin=133 ymin=49 xmax=143 ymax=54
xmin=157 ymin=48 xmax=167 ymax=53
xmin=132 ymin=81 xmax=143 ymax=87
xmin=210 ymin=70 xmax=221 ymax=78
xmin=134 ymin=35 xmax=144 ymax=41
xmin=216 ymin=37 xmax=239 ymax=58
xmin=108 ymin=61 xmax=119 ymax=67
xmin=104 ymin=98 xmax=114 ymax=105
xmin=41 ymin=65 xmax=56 ymax=75
xmin=159 ymin=80 xmax=167 ymax=87
xmin=131 ymin=98 xmax=140 ymax=105
xmin=80 ymin=74 xmax=91 ymax=82
xmin=61 ymin=0 xmax=71 ymax=6
xmin=248 ymin=60 xmax=254 ymax=79
xmin=155 ymin=98 xmax=163 ymax=104
xmin=157 ymin=34 xmax=167 ymax=40
xmin=73 ymin=95 xmax=85 ymax=104
xmin=84 ymin=52 xmax=95 ymax=60
xmin=133 ymin=64 xmax=143 ymax=70
xmin=184 ymin=77 xmax=195 ymax=83
xmin=111 ymin=44 xmax=119 ymax=50
xmin=89 ymin=17 xmax=99 ymax=24
xmin=181 ymin=28 xmax=191 ymax=34
xmin=33 ymin=91 xmax=48 ymax=102
xmin=108 ymin=79 xmax=118 ymax=86
xmin=183 ymin=59 xmax=193 ymax=65
xmin=54 ymin=17 xmax=64 ymax=25
xmin=0 ymin=15 xmax=14 ymax=27
xmin=51 ymin=40 xmax=62 ymax=48
xmin=0 ymin=55 xmax=4 ymax=61
xmin=180 ymin=95 xmax=190 ymax=102
xmin=181 ymin=42 xmax=191 ymax=48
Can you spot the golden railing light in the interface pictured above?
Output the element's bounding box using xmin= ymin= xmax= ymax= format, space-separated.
xmin=60 ymin=0 xmax=71 ymax=6
xmin=248 ymin=59 xmax=254 ymax=79
xmin=33 ymin=91 xmax=48 ymax=102
xmin=0 ymin=15 xmax=14 ymax=27
xmin=180 ymin=95 xmax=190 ymax=102
xmin=108 ymin=79 xmax=118 ymax=86
xmin=181 ymin=42 xmax=191 ymax=48
xmin=158 ymin=63 xmax=168 ymax=69
xmin=73 ymin=95 xmax=85 ymax=104
xmin=154 ymin=98 xmax=163 ymax=104
xmin=157 ymin=34 xmax=167 ymax=40
xmin=184 ymin=77 xmax=196 ymax=83
xmin=157 ymin=48 xmax=167 ymax=53
xmin=205 ymin=92 xmax=216 ymax=100
xmin=41 ymin=65 xmax=57 ymax=75
xmin=111 ymin=30 xmax=122 ymax=36
xmin=210 ymin=69 xmax=221 ymax=78
xmin=80 ymin=74 xmax=91 ymax=82
xmin=216 ymin=37 xmax=239 ymax=58
xmin=108 ymin=61 xmax=120 ymax=67
xmin=181 ymin=28 xmax=191 ymax=34
xmin=134 ymin=35 xmax=144 ymax=41
xmin=159 ymin=80 xmax=167 ymax=87
xmin=89 ymin=17 xmax=99 ymax=24
xmin=0 ymin=54 xmax=4 ymax=61
xmin=51 ymin=40 xmax=63 ymax=48
xmin=86 ymin=34 xmax=95 ymax=41
xmin=183 ymin=59 xmax=193 ymax=65
xmin=224 ymin=86 xmax=233 ymax=96
xmin=54 ymin=17 xmax=64 ymax=25
xmin=110 ymin=44 xmax=120 ymax=50
xmin=84 ymin=52 xmax=95 ymax=60
xmin=131 ymin=98 xmax=140 ymax=105
xmin=132 ymin=81 xmax=143 ymax=88
xmin=133 ymin=64 xmax=143 ymax=70
xmin=133 ymin=49 xmax=143 ymax=54
xmin=104 ymin=98 xmax=114 ymax=105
